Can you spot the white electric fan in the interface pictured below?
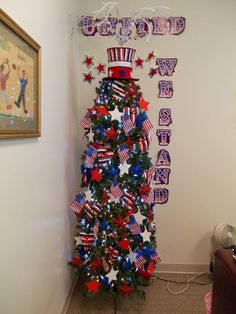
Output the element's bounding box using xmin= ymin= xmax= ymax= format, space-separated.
xmin=214 ymin=223 xmax=236 ymax=248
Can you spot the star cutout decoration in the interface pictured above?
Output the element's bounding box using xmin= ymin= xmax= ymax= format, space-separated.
xmin=74 ymin=236 xmax=82 ymax=246
xmin=105 ymin=267 xmax=119 ymax=284
xmin=127 ymin=250 xmax=137 ymax=264
xmin=133 ymin=210 xmax=146 ymax=225
xmin=83 ymin=55 xmax=94 ymax=68
xmin=105 ymin=126 xmax=118 ymax=141
xmin=135 ymin=57 xmax=144 ymax=68
xmin=96 ymin=63 xmax=106 ymax=74
xmin=141 ymin=227 xmax=151 ymax=243
xmin=83 ymin=72 xmax=95 ymax=84
xmin=110 ymin=107 xmax=123 ymax=121
xmin=138 ymin=96 xmax=149 ymax=111
xmin=86 ymin=130 xmax=94 ymax=142
xmin=119 ymin=69 xmax=126 ymax=77
xmin=119 ymin=283 xmax=133 ymax=295
xmin=96 ymin=105 xmax=110 ymax=117
xmin=148 ymin=67 xmax=158 ymax=78
xmin=118 ymin=238 xmax=130 ymax=251
xmin=85 ymin=279 xmax=101 ymax=293
xmin=146 ymin=50 xmax=156 ymax=62
xmin=91 ymin=168 xmax=103 ymax=182
xmin=119 ymin=161 xmax=130 ymax=176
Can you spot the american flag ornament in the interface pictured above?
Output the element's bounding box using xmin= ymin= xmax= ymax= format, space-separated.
xmin=110 ymin=178 xmax=123 ymax=199
xmin=142 ymin=117 xmax=153 ymax=133
xmin=152 ymin=252 xmax=161 ymax=264
xmin=135 ymin=255 xmax=146 ymax=268
xmin=129 ymin=223 xmax=141 ymax=235
xmin=97 ymin=150 xmax=115 ymax=164
xmin=84 ymin=145 xmax=98 ymax=168
xmin=69 ymin=193 xmax=86 ymax=217
xmin=118 ymin=144 xmax=129 ymax=163
xmin=122 ymin=112 xmax=135 ymax=134
xmin=80 ymin=111 xmax=91 ymax=129
xmin=84 ymin=202 xmax=101 ymax=220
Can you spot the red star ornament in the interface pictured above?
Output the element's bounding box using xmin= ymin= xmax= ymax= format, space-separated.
xmin=71 ymin=257 xmax=83 ymax=267
xmin=105 ymin=126 xmax=118 ymax=141
xmin=146 ymin=50 xmax=156 ymax=62
xmin=85 ymin=279 xmax=101 ymax=293
xmin=91 ymin=168 xmax=103 ymax=182
xmin=96 ymin=63 xmax=106 ymax=74
xmin=135 ymin=57 xmax=144 ymax=68
xmin=118 ymin=238 xmax=130 ymax=251
xmin=114 ymin=216 xmax=127 ymax=228
xmin=83 ymin=72 xmax=95 ymax=84
xmin=148 ymin=67 xmax=158 ymax=78
xmin=83 ymin=55 xmax=94 ymax=68
xmin=138 ymin=268 xmax=152 ymax=281
xmin=96 ymin=105 xmax=110 ymax=117
xmin=119 ymin=283 xmax=133 ymax=295
xmin=138 ymin=96 xmax=149 ymax=111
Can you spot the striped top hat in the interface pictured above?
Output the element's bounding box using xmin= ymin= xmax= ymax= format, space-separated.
xmin=106 ymin=47 xmax=136 ymax=80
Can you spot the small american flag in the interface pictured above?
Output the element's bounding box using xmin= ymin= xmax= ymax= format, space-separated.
xmin=110 ymin=179 xmax=123 ymax=199
xmin=135 ymin=255 xmax=146 ymax=268
xmin=69 ymin=193 xmax=86 ymax=216
xmin=84 ymin=146 xmax=98 ymax=168
xmin=142 ymin=191 xmax=153 ymax=205
xmin=152 ymin=252 xmax=161 ymax=264
xmin=142 ymin=118 xmax=153 ymax=133
xmin=118 ymin=144 xmax=129 ymax=163
xmin=129 ymin=223 xmax=141 ymax=235
xmin=80 ymin=111 xmax=91 ymax=129
xmin=122 ymin=112 xmax=134 ymax=134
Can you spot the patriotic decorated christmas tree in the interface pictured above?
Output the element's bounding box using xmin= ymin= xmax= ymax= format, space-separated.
xmin=69 ymin=47 xmax=160 ymax=296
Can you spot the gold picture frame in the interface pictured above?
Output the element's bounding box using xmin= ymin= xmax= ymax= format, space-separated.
xmin=0 ymin=9 xmax=41 ymax=139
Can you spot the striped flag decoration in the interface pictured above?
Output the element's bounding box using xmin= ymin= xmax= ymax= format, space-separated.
xmin=142 ymin=117 xmax=153 ymax=133
xmin=152 ymin=252 xmax=161 ymax=264
xmin=112 ymin=80 xmax=126 ymax=100
xmin=135 ymin=255 xmax=146 ymax=268
xmin=122 ymin=112 xmax=134 ymax=134
xmin=69 ymin=193 xmax=86 ymax=217
xmin=142 ymin=190 xmax=154 ymax=205
xmin=129 ymin=223 xmax=141 ymax=235
xmin=110 ymin=179 xmax=123 ymax=199
xmin=84 ymin=202 xmax=101 ymax=220
xmin=108 ymin=246 xmax=119 ymax=262
xmin=84 ymin=145 xmax=98 ymax=168
xmin=118 ymin=144 xmax=129 ymax=163
xmin=80 ymin=111 xmax=91 ymax=129
xmin=130 ymin=106 xmax=139 ymax=123
xmin=97 ymin=150 xmax=115 ymax=164
xmin=93 ymin=220 xmax=100 ymax=238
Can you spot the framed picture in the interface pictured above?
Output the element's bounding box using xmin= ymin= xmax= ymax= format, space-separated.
xmin=0 ymin=9 xmax=41 ymax=139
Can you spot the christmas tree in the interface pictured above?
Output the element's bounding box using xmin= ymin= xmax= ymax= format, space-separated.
xmin=70 ymin=47 xmax=160 ymax=296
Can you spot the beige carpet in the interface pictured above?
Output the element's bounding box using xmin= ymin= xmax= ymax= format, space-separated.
xmin=66 ymin=273 xmax=212 ymax=314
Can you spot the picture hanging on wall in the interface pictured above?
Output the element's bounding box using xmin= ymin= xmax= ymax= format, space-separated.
xmin=0 ymin=9 xmax=41 ymax=139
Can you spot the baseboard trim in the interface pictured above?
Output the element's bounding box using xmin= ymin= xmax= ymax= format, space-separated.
xmin=60 ymin=274 xmax=78 ymax=314
xmin=155 ymin=263 xmax=209 ymax=274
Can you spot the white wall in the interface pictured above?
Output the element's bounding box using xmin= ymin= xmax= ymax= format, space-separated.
xmin=0 ymin=1 xmax=80 ymax=313
xmin=78 ymin=0 xmax=236 ymax=267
